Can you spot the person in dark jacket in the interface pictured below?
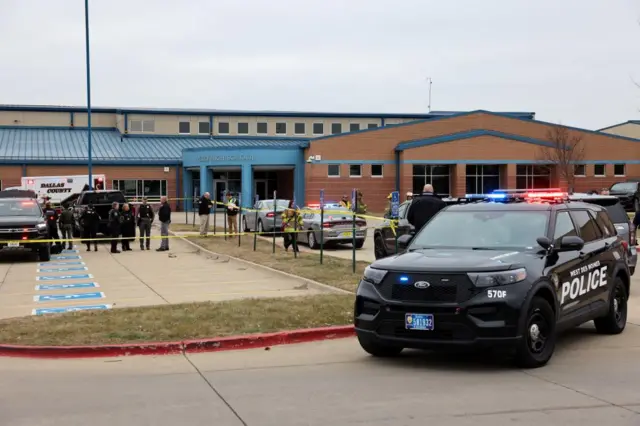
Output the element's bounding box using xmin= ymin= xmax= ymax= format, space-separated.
xmin=198 ymin=192 xmax=214 ymax=236
xmin=407 ymin=184 xmax=447 ymax=232
xmin=136 ymin=197 xmax=154 ymax=250
xmin=108 ymin=202 xmax=122 ymax=254
xmin=157 ymin=196 xmax=171 ymax=251
xmin=81 ymin=203 xmax=100 ymax=251
xmin=58 ymin=206 xmax=75 ymax=250
xmin=43 ymin=202 xmax=60 ymax=246
xmin=120 ymin=203 xmax=135 ymax=251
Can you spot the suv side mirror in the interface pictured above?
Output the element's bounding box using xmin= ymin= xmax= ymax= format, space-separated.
xmin=558 ymin=236 xmax=585 ymax=252
xmin=397 ymin=234 xmax=414 ymax=250
xmin=536 ymin=236 xmax=552 ymax=250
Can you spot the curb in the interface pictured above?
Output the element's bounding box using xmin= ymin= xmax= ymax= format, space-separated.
xmin=169 ymin=230 xmax=353 ymax=295
xmin=0 ymin=326 xmax=355 ymax=359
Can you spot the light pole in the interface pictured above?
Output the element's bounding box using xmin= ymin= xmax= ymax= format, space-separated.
xmin=426 ymin=77 xmax=433 ymax=112
xmin=84 ymin=0 xmax=93 ymax=189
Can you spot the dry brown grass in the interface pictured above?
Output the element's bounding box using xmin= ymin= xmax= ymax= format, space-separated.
xmin=172 ymin=224 xmax=368 ymax=292
xmin=0 ymin=294 xmax=355 ymax=346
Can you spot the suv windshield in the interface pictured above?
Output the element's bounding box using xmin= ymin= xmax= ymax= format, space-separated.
xmin=410 ymin=210 xmax=550 ymax=250
xmin=0 ymin=200 xmax=41 ymax=216
xmin=610 ymin=182 xmax=638 ymax=192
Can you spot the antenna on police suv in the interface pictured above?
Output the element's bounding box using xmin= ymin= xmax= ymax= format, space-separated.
xmin=426 ymin=77 xmax=433 ymax=112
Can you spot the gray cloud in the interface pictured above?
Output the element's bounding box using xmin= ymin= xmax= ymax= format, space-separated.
xmin=1 ymin=0 xmax=639 ymax=128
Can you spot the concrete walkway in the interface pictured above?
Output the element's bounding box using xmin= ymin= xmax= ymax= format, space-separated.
xmin=0 ymin=236 xmax=333 ymax=319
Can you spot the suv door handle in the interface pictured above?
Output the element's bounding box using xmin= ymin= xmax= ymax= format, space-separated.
xmin=578 ymin=252 xmax=588 ymax=260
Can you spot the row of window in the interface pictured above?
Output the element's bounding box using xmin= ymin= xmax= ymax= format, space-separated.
xmin=131 ymin=119 xmax=380 ymax=135
xmin=327 ymin=164 xmax=384 ymax=178
xmin=574 ymin=164 xmax=626 ymax=177
xmin=553 ymin=209 xmax=615 ymax=245
xmin=112 ymin=179 xmax=168 ymax=199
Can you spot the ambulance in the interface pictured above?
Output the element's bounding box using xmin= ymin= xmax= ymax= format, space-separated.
xmin=21 ymin=175 xmax=106 ymax=205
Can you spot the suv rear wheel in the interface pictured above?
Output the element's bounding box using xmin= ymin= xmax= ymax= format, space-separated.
xmin=514 ymin=296 xmax=556 ymax=368
xmin=594 ymin=276 xmax=627 ymax=334
xmin=38 ymin=244 xmax=51 ymax=262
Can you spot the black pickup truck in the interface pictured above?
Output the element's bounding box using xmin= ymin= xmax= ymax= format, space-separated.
xmin=0 ymin=191 xmax=51 ymax=261
xmin=63 ymin=190 xmax=127 ymax=236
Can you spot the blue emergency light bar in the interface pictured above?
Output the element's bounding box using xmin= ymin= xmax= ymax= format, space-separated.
xmin=464 ymin=193 xmax=507 ymax=200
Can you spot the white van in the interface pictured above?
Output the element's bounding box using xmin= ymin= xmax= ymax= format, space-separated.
xmin=21 ymin=175 xmax=106 ymax=204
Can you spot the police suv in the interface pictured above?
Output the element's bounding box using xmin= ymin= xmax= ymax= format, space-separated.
xmin=354 ymin=189 xmax=631 ymax=368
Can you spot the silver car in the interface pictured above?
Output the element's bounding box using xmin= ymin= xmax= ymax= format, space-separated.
xmin=242 ymin=199 xmax=290 ymax=234
xmin=297 ymin=205 xmax=367 ymax=249
xmin=570 ymin=194 xmax=637 ymax=275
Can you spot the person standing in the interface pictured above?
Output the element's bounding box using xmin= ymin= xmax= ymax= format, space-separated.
xmin=198 ymin=192 xmax=213 ymax=236
xmin=281 ymin=201 xmax=302 ymax=253
xmin=108 ymin=202 xmax=122 ymax=254
xmin=157 ymin=196 xmax=171 ymax=251
xmin=136 ymin=197 xmax=154 ymax=250
xmin=43 ymin=201 xmax=60 ymax=248
xmin=81 ymin=203 xmax=99 ymax=252
xmin=226 ymin=192 xmax=239 ymax=235
xmin=407 ymin=184 xmax=447 ymax=233
xmin=58 ymin=206 xmax=75 ymax=250
xmin=120 ymin=203 xmax=135 ymax=251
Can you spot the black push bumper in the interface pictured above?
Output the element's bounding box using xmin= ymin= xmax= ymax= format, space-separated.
xmin=354 ymin=280 xmax=527 ymax=350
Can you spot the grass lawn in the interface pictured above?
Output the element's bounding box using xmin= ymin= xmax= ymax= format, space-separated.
xmin=0 ymin=294 xmax=355 ymax=346
xmin=171 ymin=223 xmax=369 ymax=293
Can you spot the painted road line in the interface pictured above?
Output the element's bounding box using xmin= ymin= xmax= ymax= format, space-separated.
xmin=51 ymin=255 xmax=82 ymax=260
xmin=36 ymin=274 xmax=94 ymax=281
xmin=38 ymin=261 xmax=85 ymax=267
xmin=37 ymin=266 xmax=89 ymax=273
xmin=33 ymin=292 xmax=106 ymax=303
xmin=62 ymin=249 xmax=79 ymax=253
xmin=35 ymin=282 xmax=100 ymax=291
xmin=32 ymin=304 xmax=112 ymax=315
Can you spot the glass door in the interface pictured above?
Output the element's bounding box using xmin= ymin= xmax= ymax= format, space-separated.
xmin=255 ymin=179 xmax=268 ymax=201
xmin=213 ymin=180 xmax=227 ymax=210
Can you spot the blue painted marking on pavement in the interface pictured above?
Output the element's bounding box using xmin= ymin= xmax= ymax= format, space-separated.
xmin=37 ymin=266 xmax=88 ymax=273
xmin=62 ymin=249 xmax=79 ymax=253
xmin=33 ymin=292 xmax=105 ymax=302
xmin=51 ymin=255 xmax=81 ymax=260
xmin=35 ymin=282 xmax=100 ymax=291
xmin=36 ymin=274 xmax=93 ymax=281
xmin=38 ymin=261 xmax=85 ymax=267
xmin=32 ymin=304 xmax=112 ymax=315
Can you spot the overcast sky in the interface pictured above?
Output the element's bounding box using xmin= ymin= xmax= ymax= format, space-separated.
xmin=1 ymin=0 xmax=639 ymax=129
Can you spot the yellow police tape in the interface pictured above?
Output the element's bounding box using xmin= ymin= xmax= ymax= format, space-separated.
xmin=0 ymin=221 xmax=399 ymax=245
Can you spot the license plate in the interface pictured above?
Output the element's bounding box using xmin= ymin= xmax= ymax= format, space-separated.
xmin=341 ymin=232 xmax=353 ymax=237
xmin=7 ymin=242 xmax=19 ymax=248
xmin=405 ymin=313 xmax=434 ymax=330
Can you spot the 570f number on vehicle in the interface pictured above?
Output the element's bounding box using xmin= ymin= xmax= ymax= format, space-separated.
xmin=487 ymin=289 xmax=507 ymax=299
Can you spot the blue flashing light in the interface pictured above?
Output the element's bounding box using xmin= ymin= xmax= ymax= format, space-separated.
xmin=464 ymin=193 xmax=507 ymax=200
xmin=487 ymin=193 xmax=506 ymax=199
xmin=464 ymin=194 xmax=487 ymax=199
xmin=399 ymin=276 xmax=409 ymax=283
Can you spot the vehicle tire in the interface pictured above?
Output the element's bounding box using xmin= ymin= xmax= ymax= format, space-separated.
xmin=374 ymin=234 xmax=387 ymax=259
xmin=308 ymin=231 xmax=319 ymax=249
xmin=634 ymin=197 xmax=639 ymax=213
xmin=514 ymin=296 xmax=556 ymax=368
xmin=257 ymin=220 xmax=265 ymax=235
xmin=594 ymin=276 xmax=627 ymax=335
xmin=38 ymin=244 xmax=51 ymax=262
xmin=355 ymin=239 xmax=365 ymax=249
xmin=243 ymin=217 xmax=250 ymax=232
xmin=72 ymin=227 xmax=80 ymax=238
xmin=631 ymin=267 xmax=635 ymax=276
xmin=357 ymin=334 xmax=403 ymax=357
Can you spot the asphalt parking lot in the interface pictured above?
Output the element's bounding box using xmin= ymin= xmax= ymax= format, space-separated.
xmin=1 ymin=274 xmax=639 ymax=426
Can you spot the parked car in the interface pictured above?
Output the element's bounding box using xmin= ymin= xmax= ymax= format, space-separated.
xmin=0 ymin=196 xmax=51 ymax=261
xmin=570 ymin=193 xmax=637 ymax=275
xmin=608 ymin=180 xmax=640 ymax=212
xmin=242 ymin=199 xmax=290 ymax=234
xmin=297 ymin=205 xmax=367 ymax=249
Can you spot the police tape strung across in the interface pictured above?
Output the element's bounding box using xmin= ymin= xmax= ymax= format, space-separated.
xmin=560 ymin=260 xmax=608 ymax=305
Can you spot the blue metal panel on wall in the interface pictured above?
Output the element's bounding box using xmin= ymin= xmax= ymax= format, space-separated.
xmin=199 ymin=165 xmax=210 ymax=196
xmin=294 ymin=149 xmax=305 ymax=207
xmin=183 ymin=169 xmax=193 ymax=210
xmin=241 ymin=165 xmax=253 ymax=208
xmin=182 ymin=147 xmax=302 ymax=168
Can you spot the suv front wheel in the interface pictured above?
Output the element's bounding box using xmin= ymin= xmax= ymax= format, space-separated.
xmin=38 ymin=244 xmax=51 ymax=262
xmin=514 ymin=296 xmax=556 ymax=368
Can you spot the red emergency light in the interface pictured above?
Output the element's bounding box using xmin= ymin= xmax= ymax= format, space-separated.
xmin=525 ymin=191 xmax=567 ymax=199
xmin=27 ymin=180 xmax=34 ymax=184
xmin=21 ymin=202 xmax=35 ymax=206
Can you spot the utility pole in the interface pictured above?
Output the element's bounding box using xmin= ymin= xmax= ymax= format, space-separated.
xmin=84 ymin=0 xmax=93 ymax=189
xmin=426 ymin=77 xmax=433 ymax=112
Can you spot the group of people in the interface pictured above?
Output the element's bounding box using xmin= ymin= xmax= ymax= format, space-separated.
xmin=198 ymin=192 xmax=240 ymax=236
xmin=103 ymin=197 xmax=172 ymax=253
xmin=339 ymin=191 xmax=367 ymax=214
xmin=42 ymin=197 xmax=173 ymax=253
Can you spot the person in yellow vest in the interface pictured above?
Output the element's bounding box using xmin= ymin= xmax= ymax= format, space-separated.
xmin=339 ymin=195 xmax=351 ymax=210
xmin=281 ymin=200 xmax=303 ymax=253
